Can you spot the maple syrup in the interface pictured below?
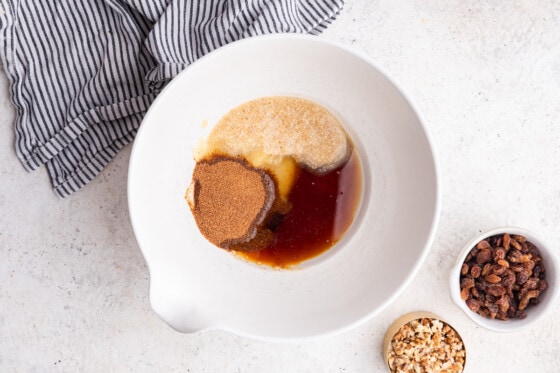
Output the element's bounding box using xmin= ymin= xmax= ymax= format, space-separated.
xmin=238 ymin=149 xmax=363 ymax=267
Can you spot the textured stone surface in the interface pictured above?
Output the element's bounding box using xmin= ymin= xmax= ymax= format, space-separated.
xmin=1 ymin=1 xmax=560 ymax=371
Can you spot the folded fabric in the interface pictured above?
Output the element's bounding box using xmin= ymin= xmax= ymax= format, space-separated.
xmin=0 ymin=0 xmax=344 ymax=197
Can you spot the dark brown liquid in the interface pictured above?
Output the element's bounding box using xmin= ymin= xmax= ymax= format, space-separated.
xmin=239 ymin=150 xmax=363 ymax=267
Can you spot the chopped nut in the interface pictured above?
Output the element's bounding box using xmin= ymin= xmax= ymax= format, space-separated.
xmin=387 ymin=318 xmax=465 ymax=373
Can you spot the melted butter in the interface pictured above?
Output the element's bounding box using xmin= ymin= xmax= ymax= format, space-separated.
xmin=243 ymin=151 xmax=297 ymax=200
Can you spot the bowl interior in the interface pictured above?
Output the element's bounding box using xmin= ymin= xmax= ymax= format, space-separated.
xmin=128 ymin=35 xmax=439 ymax=340
xmin=450 ymin=227 xmax=559 ymax=332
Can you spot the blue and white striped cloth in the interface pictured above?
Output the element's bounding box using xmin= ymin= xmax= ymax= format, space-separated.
xmin=0 ymin=0 xmax=344 ymax=197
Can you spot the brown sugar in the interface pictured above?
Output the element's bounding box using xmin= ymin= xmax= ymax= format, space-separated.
xmin=195 ymin=96 xmax=350 ymax=174
xmin=229 ymin=197 xmax=293 ymax=252
xmin=186 ymin=156 xmax=276 ymax=249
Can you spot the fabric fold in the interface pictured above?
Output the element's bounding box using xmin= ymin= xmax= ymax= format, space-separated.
xmin=0 ymin=0 xmax=344 ymax=197
xmin=144 ymin=0 xmax=343 ymax=83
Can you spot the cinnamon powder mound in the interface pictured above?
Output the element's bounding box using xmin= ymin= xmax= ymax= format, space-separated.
xmin=186 ymin=156 xmax=275 ymax=249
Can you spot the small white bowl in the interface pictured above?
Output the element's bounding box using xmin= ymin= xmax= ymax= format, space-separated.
xmin=450 ymin=226 xmax=559 ymax=332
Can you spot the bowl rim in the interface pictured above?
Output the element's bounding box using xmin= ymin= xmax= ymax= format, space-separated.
xmin=128 ymin=33 xmax=442 ymax=341
xmin=449 ymin=226 xmax=559 ymax=332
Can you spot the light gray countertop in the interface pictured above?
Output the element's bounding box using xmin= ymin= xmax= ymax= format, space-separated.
xmin=1 ymin=1 xmax=559 ymax=371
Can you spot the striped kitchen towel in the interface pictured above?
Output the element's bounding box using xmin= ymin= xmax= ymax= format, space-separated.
xmin=0 ymin=0 xmax=344 ymax=197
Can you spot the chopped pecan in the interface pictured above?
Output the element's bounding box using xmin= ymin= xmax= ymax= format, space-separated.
xmin=387 ymin=318 xmax=465 ymax=373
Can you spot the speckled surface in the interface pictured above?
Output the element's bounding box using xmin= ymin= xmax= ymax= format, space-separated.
xmin=1 ymin=1 xmax=560 ymax=371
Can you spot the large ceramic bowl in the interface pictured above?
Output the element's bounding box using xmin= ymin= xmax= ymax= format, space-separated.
xmin=128 ymin=34 xmax=440 ymax=341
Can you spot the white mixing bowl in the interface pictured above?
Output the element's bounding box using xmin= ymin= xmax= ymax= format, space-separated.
xmin=128 ymin=34 xmax=440 ymax=341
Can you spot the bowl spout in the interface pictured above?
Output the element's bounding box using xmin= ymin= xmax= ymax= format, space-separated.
xmin=149 ymin=280 xmax=213 ymax=333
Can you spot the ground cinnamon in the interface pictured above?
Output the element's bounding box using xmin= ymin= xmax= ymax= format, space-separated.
xmin=186 ymin=156 xmax=275 ymax=249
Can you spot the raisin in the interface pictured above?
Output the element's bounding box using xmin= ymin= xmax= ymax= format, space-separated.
xmin=470 ymin=265 xmax=482 ymax=278
xmin=459 ymin=233 xmax=548 ymax=321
